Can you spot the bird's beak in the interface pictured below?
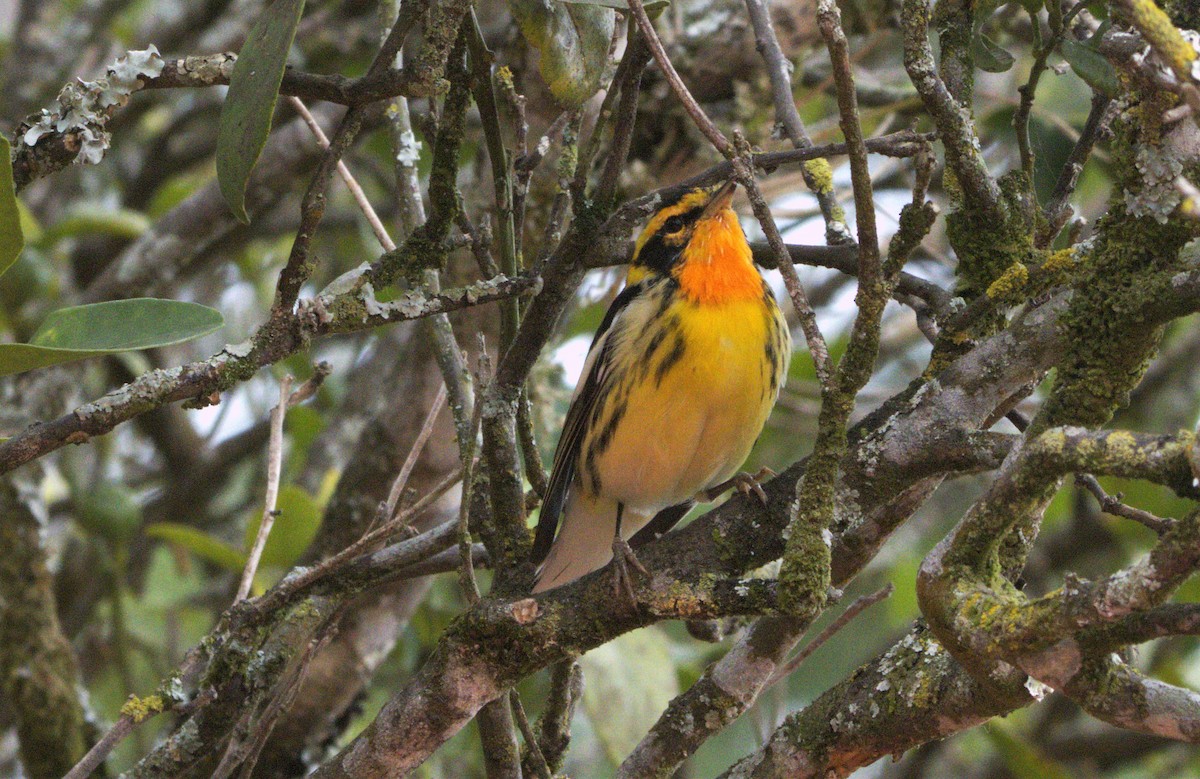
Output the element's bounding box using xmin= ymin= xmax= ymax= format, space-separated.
xmin=701 ymin=179 xmax=737 ymax=219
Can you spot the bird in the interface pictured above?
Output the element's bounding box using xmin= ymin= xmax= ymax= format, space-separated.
xmin=530 ymin=179 xmax=791 ymax=596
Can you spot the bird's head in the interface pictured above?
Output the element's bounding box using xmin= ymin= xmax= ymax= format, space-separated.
xmin=629 ymin=180 xmax=761 ymax=303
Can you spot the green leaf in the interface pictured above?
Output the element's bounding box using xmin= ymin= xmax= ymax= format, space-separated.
xmin=243 ymin=484 xmax=323 ymax=568
xmin=216 ymin=0 xmax=306 ymax=223
xmin=41 ymin=206 xmax=151 ymax=244
xmin=0 ymin=298 xmax=224 ymax=378
xmin=0 ymin=135 xmax=23 ymax=280
xmin=1061 ymin=38 xmax=1120 ymax=98
xmin=580 ymin=627 xmax=680 ymax=765
xmin=1084 ymin=0 xmax=1108 ymax=19
xmin=16 ymin=199 xmax=42 ymax=244
xmin=145 ymin=522 xmax=247 ymax=572
xmin=973 ymin=32 xmax=1016 ymax=73
xmin=510 ymin=0 xmax=614 ymax=106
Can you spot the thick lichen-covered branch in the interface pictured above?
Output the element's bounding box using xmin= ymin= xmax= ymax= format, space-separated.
xmin=722 ymin=624 xmax=1032 ymax=778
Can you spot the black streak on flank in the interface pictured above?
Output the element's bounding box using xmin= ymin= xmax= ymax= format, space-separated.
xmin=584 ymin=448 xmax=602 ymax=493
xmin=591 ymin=399 xmax=627 ymax=460
xmin=654 ymin=332 xmax=687 ymax=387
xmin=641 ymin=326 xmax=669 ymax=381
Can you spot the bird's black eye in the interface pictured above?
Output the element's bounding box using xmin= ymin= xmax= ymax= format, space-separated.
xmin=662 ymin=215 xmax=686 ymax=233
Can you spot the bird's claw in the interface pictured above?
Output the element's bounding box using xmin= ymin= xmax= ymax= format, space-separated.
xmin=611 ymin=536 xmax=649 ymax=605
xmin=700 ymin=467 xmax=775 ymax=505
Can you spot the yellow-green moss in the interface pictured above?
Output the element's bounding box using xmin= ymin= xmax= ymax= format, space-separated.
xmin=985 ymin=261 xmax=1029 ymax=302
xmin=802 ymin=158 xmax=835 ymax=195
xmin=1041 ymin=247 xmax=1077 ymax=278
xmin=121 ymin=693 xmax=166 ymax=723
xmin=1124 ymin=0 xmax=1197 ymax=80
xmin=1040 ymin=206 xmax=1193 ymax=429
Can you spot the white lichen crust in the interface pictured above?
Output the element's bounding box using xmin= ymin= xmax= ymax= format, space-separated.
xmin=22 ymin=46 xmax=166 ymax=166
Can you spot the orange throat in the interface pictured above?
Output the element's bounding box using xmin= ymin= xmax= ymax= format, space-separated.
xmin=673 ymin=209 xmax=764 ymax=305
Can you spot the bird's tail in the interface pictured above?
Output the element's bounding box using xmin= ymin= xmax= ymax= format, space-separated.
xmin=532 ymin=492 xmax=649 ymax=593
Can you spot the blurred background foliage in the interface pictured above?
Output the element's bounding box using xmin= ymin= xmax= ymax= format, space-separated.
xmin=2 ymin=0 xmax=1199 ymax=776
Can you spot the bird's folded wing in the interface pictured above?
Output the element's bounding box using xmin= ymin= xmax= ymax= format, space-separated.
xmin=531 ymin=281 xmax=645 ymax=563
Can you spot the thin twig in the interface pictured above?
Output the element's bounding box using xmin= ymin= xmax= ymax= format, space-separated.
xmin=467 ymin=11 xmax=520 ymax=349
xmin=63 ymin=715 xmax=138 ymax=779
xmin=766 ymin=583 xmax=894 ymax=685
xmin=572 ymin=24 xmax=641 ymax=204
xmin=379 ymin=4 xmax=427 ymax=237
xmin=63 ymin=687 xmax=215 ymax=779
xmin=288 ymin=96 xmax=395 ymax=251
xmin=532 ymin=660 xmax=583 ymax=774
xmin=375 ymin=25 xmax=474 ymax=459
xmin=381 ymin=543 xmax=490 ymax=581
xmin=517 ymin=390 xmax=548 ymax=499
xmin=236 ymin=375 xmax=294 ymax=603
xmin=817 ymin=0 xmax=879 ymax=273
xmin=459 ymin=347 xmax=491 ymax=604
xmin=248 ymin=468 xmax=464 ymax=615
xmin=733 ymin=151 xmax=833 ymax=387
xmin=1075 ymin=474 xmax=1175 ymax=535
xmin=286 ymin=361 xmax=332 ymax=408
xmin=1039 ymin=93 xmax=1112 ymax=247
xmin=382 ymin=383 xmax=448 ymax=521
xmin=510 ymin=690 xmax=552 ymax=779
xmin=594 ymin=33 xmax=652 ymax=209
xmin=515 ymin=110 xmax=574 ymax=174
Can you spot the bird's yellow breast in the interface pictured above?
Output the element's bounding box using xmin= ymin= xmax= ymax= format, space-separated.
xmin=578 ymin=281 xmax=789 ymax=511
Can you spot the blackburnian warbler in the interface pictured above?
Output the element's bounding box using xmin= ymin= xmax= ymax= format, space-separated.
xmin=531 ymin=180 xmax=791 ymax=594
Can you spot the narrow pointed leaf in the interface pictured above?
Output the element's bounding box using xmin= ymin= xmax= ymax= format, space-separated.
xmin=1061 ymin=38 xmax=1120 ymax=98
xmin=41 ymin=206 xmax=151 ymax=244
xmin=0 ymin=298 xmax=223 ymax=377
xmin=216 ymin=0 xmax=306 ymax=223
xmin=145 ymin=522 xmax=247 ymax=572
xmin=243 ymin=485 xmax=324 ymax=568
xmin=0 ymin=135 xmax=23 ymax=280
xmin=973 ymin=32 xmax=1016 ymax=73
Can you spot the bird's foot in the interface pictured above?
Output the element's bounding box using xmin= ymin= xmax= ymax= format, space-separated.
xmin=699 ymin=467 xmax=776 ymax=505
xmin=611 ymin=535 xmax=649 ymax=604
